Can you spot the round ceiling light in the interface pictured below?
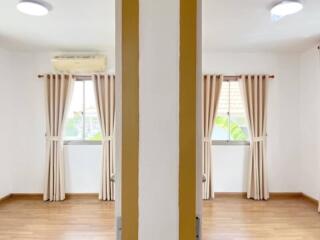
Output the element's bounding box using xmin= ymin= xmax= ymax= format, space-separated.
xmin=17 ymin=0 xmax=52 ymax=16
xmin=271 ymin=0 xmax=303 ymax=18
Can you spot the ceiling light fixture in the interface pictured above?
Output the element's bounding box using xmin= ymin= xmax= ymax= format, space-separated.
xmin=271 ymin=0 xmax=303 ymax=19
xmin=17 ymin=0 xmax=52 ymax=16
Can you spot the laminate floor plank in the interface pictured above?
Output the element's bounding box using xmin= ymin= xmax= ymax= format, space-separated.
xmin=0 ymin=196 xmax=115 ymax=240
xmin=203 ymin=196 xmax=320 ymax=240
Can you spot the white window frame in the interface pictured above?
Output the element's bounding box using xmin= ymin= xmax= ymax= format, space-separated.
xmin=212 ymin=80 xmax=249 ymax=146
xmin=64 ymin=78 xmax=102 ymax=145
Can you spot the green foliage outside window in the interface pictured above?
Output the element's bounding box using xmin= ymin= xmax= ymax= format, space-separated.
xmin=88 ymin=132 xmax=102 ymax=141
xmin=214 ymin=116 xmax=248 ymax=141
xmin=65 ymin=112 xmax=82 ymax=138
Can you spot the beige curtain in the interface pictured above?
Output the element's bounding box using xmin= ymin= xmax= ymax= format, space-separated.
xmin=44 ymin=74 xmax=74 ymax=201
xmin=240 ymin=75 xmax=269 ymax=200
xmin=93 ymin=74 xmax=115 ymax=201
xmin=202 ymin=75 xmax=223 ymax=200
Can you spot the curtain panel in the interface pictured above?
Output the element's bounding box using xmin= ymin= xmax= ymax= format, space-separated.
xmin=93 ymin=74 xmax=116 ymax=201
xmin=240 ymin=75 xmax=269 ymax=200
xmin=202 ymin=75 xmax=223 ymax=200
xmin=43 ymin=74 xmax=74 ymax=201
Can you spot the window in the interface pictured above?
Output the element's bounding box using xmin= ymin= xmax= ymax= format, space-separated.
xmin=64 ymin=80 xmax=102 ymax=142
xmin=212 ymin=81 xmax=249 ymax=144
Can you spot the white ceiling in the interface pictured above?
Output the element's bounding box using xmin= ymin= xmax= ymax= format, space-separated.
xmin=0 ymin=0 xmax=115 ymax=51
xmin=203 ymin=0 xmax=320 ymax=52
xmin=0 ymin=0 xmax=319 ymax=52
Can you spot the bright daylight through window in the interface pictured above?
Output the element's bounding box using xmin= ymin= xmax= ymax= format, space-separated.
xmin=64 ymin=80 xmax=102 ymax=141
xmin=212 ymin=81 xmax=249 ymax=143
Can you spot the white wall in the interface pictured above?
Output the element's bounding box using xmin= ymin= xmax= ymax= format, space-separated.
xmin=212 ymin=145 xmax=249 ymax=192
xmin=139 ymin=0 xmax=179 ymax=239
xmin=0 ymin=50 xmax=45 ymax=197
xmin=9 ymin=52 xmax=46 ymax=194
xmin=0 ymin=49 xmax=16 ymax=198
xmin=298 ymin=46 xmax=320 ymax=200
xmin=64 ymin=146 xmax=102 ymax=193
xmin=204 ymin=51 xmax=301 ymax=193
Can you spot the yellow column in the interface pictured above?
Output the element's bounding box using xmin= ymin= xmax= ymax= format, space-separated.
xmin=121 ymin=0 xmax=139 ymax=239
xmin=179 ymin=0 xmax=197 ymax=239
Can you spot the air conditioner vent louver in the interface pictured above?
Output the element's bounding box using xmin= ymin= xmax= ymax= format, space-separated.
xmin=52 ymin=55 xmax=106 ymax=73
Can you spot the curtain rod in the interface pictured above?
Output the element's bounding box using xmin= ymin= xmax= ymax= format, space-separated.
xmin=38 ymin=73 xmax=115 ymax=78
xmin=204 ymin=75 xmax=274 ymax=81
xmin=37 ymin=74 xmax=115 ymax=81
xmin=38 ymin=74 xmax=274 ymax=81
xmin=38 ymin=74 xmax=92 ymax=80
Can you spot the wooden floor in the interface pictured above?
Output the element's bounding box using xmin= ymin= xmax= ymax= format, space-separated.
xmin=0 ymin=195 xmax=319 ymax=239
xmin=203 ymin=196 xmax=320 ymax=240
xmin=0 ymin=195 xmax=115 ymax=240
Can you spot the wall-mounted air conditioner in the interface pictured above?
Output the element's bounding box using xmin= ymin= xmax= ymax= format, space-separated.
xmin=52 ymin=55 xmax=106 ymax=73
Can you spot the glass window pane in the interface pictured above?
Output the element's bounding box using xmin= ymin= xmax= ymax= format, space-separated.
xmin=230 ymin=81 xmax=245 ymax=115
xmin=212 ymin=114 xmax=229 ymax=141
xmin=212 ymin=80 xmax=249 ymax=142
xmin=229 ymin=114 xmax=249 ymax=141
xmin=213 ymin=81 xmax=229 ymax=141
xmin=229 ymin=81 xmax=249 ymax=141
xmin=64 ymin=81 xmax=84 ymax=140
xmin=216 ymin=81 xmax=229 ymax=115
xmin=84 ymin=81 xmax=102 ymax=141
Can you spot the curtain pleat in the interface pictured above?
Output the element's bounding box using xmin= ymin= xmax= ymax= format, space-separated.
xmin=93 ymin=74 xmax=115 ymax=201
xmin=240 ymin=75 xmax=269 ymax=200
xmin=43 ymin=74 xmax=74 ymax=201
xmin=202 ymin=75 xmax=223 ymax=200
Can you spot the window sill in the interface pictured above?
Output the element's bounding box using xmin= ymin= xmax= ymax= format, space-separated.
xmin=64 ymin=140 xmax=102 ymax=146
xmin=211 ymin=140 xmax=250 ymax=146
